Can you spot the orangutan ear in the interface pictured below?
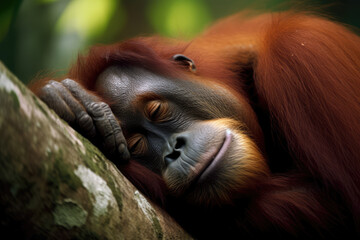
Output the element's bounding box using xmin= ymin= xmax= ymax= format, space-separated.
xmin=172 ymin=54 xmax=197 ymax=73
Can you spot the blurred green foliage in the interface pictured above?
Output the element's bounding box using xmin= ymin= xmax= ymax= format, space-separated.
xmin=56 ymin=0 xmax=120 ymax=39
xmin=0 ymin=0 xmax=359 ymax=84
xmin=148 ymin=0 xmax=211 ymax=39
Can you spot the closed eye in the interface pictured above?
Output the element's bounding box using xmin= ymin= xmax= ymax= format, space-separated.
xmin=127 ymin=133 xmax=147 ymax=156
xmin=145 ymin=100 xmax=171 ymax=122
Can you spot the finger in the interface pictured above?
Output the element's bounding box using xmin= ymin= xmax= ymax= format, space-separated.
xmin=103 ymin=105 xmax=130 ymax=161
xmin=87 ymin=102 xmax=130 ymax=162
xmin=61 ymin=78 xmax=99 ymax=108
xmin=49 ymin=80 xmax=96 ymax=138
xmin=39 ymin=82 xmax=76 ymax=123
xmin=62 ymin=78 xmax=130 ymax=162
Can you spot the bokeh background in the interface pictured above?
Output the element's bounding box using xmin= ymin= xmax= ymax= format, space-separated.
xmin=1 ymin=0 xmax=359 ymax=84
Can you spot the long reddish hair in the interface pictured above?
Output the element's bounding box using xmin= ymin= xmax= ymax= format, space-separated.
xmin=255 ymin=12 xmax=360 ymax=224
xmin=30 ymin=10 xmax=360 ymax=237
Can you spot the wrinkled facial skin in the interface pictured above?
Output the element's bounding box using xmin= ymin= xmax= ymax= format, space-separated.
xmin=96 ymin=66 xmax=269 ymax=205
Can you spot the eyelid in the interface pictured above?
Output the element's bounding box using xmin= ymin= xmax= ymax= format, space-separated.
xmin=127 ymin=134 xmax=147 ymax=156
xmin=144 ymin=100 xmax=171 ymax=122
xmin=147 ymin=101 xmax=162 ymax=118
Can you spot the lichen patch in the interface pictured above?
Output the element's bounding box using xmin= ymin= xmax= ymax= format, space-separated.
xmin=74 ymin=165 xmax=118 ymax=217
xmin=134 ymin=190 xmax=154 ymax=222
xmin=134 ymin=191 xmax=163 ymax=239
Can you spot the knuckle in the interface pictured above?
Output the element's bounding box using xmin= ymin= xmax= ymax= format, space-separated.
xmin=89 ymin=101 xmax=110 ymax=112
xmin=88 ymin=102 xmax=106 ymax=118
xmin=61 ymin=79 xmax=79 ymax=92
xmin=78 ymin=113 xmax=95 ymax=131
xmin=40 ymin=84 xmax=57 ymax=99
xmin=48 ymin=80 xmax=57 ymax=84
xmin=61 ymin=78 xmax=76 ymax=85
xmin=49 ymin=81 xmax=63 ymax=90
xmin=78 ymin=113 xmax=92 ymax=124
xmin=89 ymin=102 xmax=100 ymax=110
xmin=98 ymin=102 xmax=109 ymax=108
xmin=41 ymin=84 xmax=53 ymax=93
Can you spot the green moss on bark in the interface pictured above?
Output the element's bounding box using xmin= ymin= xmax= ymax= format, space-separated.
xmin=53 ymin=199 xmax=88 ymax=229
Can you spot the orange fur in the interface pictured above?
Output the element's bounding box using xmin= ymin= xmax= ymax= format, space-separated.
xmin=30 ymin=11 xmax=360 ymax=238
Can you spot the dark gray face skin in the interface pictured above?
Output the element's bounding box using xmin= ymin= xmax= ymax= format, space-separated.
xmin=37 ymin=63 xmax=267 ymax=206
xmin=95 ymin=66 xmax=256 ymax=175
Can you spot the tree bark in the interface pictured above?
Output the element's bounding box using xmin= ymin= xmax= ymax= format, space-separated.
xmin=0 ymin=62 xmax=192 ymax=240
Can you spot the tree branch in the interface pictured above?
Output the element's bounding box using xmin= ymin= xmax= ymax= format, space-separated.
xmin=0 ymin=62 xmax=192 ymax=239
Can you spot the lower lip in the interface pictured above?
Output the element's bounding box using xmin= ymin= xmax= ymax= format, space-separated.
xmin=198 ymin=129 xmax=233 ymax=182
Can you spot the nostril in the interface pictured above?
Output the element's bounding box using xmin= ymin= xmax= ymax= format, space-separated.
xmin=174 ymin=137 xmax=186 ymax=150
xmin=165 ymin=150 xmax=180 ymax=166
xmin=165 ymin=135 xmax=186 ymax=166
